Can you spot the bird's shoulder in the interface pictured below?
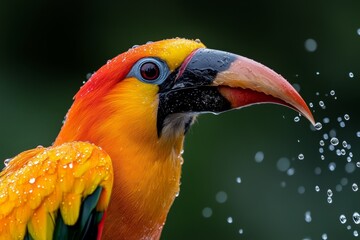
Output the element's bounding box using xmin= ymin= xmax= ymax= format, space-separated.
xmin=0 ymin=141 xmax=113 ymax=240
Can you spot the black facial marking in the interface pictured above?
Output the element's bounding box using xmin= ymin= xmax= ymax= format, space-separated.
xmin=158 ymin=48 xmax=236 ymax=93
xmin=176 ymin=48 xmax=236 ymax=88
xmin=156 ymin=48 xmax=237 ymax=137
xmin=157 ymin=87 xmax=231 ymax=136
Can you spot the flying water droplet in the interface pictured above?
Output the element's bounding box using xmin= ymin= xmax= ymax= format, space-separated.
xmin=354 ymin=230 xmax=359 ymax=237
xmin=330 ymin=129 xmax=337 ymax=137
xmin=340 ymin=148 xmax=347 ymax=155
xmin=327 ymin=189 xmax=333 ymax=197
xmin=277 ymin=157 xmax=290 ymax=172
xmin=319 ymin=101 xmax=325 ymax=108
xmin=227 ymin=217 xmax=233 ymax=224
xmin=305 ymin=211 xmax=312 ymax=223
xmin=294 ymin=116 xmax=300 ymax=122
xmin=314 ymin=167 xmax=322 ymax=175
xmin=340 ymin=214 xmax=347 ymax=224
xmin=323 ymin=133 xmax=329 ymax=140
xmin=357 ymin=131 xmax=360 ymax=138
xmin=349 ymin=72 xmax=354 ymax=78
xmin=215 ymin=191 xmax=228 ymax=203
xmin=298 ymin=186 xmax=306 ymax=194
xmin=304 ymin=38 xmax=318 ymax=52
xmin=254 ymin=151 xmax=264 ymax=163
xmin=341 ymin=177 xmax=348 ymax=186
xmin=352 ymin=183 xmax=358 ymax=192
xmin=287 ymin=168 xmax=295 ymax=176
xmin=314 ymin=122 xmax=323 ymax=130
xmin=298 ymin=153 xmax=304 ymax=160
xmin=344 ymin=114 xmax=350 ymax=120
xmin=323 ymin=117 xmax=330 ymax=124
xmin=327 ymin=197 xmax=333 ymax=204
xmin=330 ymin=90 xmax=336 ymax=96
xmin=202 ymin=207 xmax=213 ymax=218
xmin=345 ymin=163 xmax=356 ymax=173
xmin=328 ymin=162 xmax=336 ymax=171
xmin=322 ymin=233 xmax=328 ymax=240
xmin=353 ymin=212 xmax=360 ymax=224
xmin=336 ymin=149 xmax=342 ymax=156
xmin=238 ymin=229 xmax=244 ymax=234
xmin=315 ymin=185 xmax=320 ymax=192
xmin=330 ymin=137 xmax=339 ymax=146
xmin=236 ymin=177 xmax=242 ymax=184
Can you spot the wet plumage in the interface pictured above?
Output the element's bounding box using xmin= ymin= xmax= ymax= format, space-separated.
xmin=0 ymin=38 xmax=314 ymax=239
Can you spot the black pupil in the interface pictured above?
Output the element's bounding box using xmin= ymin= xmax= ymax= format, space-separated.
xmin=140 ymin=62 xmax=160 ymax=80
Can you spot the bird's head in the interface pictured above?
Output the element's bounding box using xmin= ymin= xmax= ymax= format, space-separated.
xmin=55 ymin=38 xmax=315 ymax=238
xmin=56 ymin=38 xmax=314 ymax=148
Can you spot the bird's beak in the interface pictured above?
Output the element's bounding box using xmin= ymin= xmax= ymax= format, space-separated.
xmin=157 ymin=48 xmax=315 ymax=136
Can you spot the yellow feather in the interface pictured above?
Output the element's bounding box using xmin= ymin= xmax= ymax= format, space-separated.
xmin=60 ymin=193 xmax=81 ymax=225
xmin=0 ymin=141 xmax=113 ymax=239
xmin=27 ymin=204 xmax=52 ymax=240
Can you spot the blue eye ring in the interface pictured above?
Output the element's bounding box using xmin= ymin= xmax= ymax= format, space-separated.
xmin=128 ymin=58 xmax=170 ymax=85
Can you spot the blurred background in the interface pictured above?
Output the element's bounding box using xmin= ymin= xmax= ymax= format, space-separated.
xmin=1 ymin=0 xmax=360 ymax=239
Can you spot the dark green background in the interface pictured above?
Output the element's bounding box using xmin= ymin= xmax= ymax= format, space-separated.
xmin=1 ymin=0 xmax=359 ymax=239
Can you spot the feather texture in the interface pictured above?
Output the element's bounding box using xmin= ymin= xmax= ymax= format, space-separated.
xmin=0 ymin=142 xmax=113 ymax=239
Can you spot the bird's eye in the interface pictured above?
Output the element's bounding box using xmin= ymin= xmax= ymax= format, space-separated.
xmin=127 ymin=58 xmax=170 ymax=85
xmin=140 ymin=62 xmax=160 ymax=81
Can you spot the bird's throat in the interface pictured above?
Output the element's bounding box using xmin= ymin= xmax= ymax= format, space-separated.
xmin=103 ymin=141 xmax=184 ymax=240
xmin=55 ymin=79 xmax=186 ymax=239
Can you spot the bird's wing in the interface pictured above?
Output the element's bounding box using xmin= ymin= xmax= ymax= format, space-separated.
xmin=0 ymin=141 xmax=113 ymax=240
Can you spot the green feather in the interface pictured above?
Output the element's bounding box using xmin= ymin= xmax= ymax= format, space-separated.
xmin=80 ymin=187 xmax=102 ymax=231
xmin=23 ymin=187 xmax=104 ymax=240
xmin=52 ymin=186 xmax=103 ymax=240
xmin=53 ymin=213 xmax=69 ymax=240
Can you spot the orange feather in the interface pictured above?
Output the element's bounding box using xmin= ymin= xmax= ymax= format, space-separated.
xmin=53 ymin=39 xmax=205 ymax=239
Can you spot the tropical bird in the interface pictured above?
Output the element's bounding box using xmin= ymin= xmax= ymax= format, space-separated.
xmin=0 ymin=38 xmax=315 ymax=240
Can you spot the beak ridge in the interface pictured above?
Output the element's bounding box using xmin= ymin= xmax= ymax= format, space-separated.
xmin=157 ymin=48 xmax=315 ymax=137
xmin=211 ymin=54 xmax=315 ymax=125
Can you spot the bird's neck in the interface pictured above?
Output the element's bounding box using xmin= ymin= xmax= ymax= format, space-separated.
xmin=54 ymin=80 xmax=185 ymax=239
